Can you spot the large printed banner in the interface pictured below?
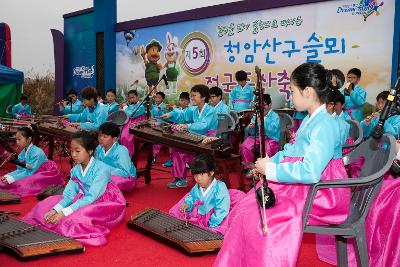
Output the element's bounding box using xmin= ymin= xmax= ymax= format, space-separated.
xmin=65 ymin=12 xmax=96 ymax=96
xmin=116 ymin=0 xmax=396 ymax=106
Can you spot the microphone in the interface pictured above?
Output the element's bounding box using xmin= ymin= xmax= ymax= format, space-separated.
xmin=372 ymin=78 xmax=400 ymax=139
xmin=162 ymin=74 xmax=169 ymax=89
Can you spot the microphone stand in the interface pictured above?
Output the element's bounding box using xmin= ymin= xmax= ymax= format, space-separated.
xmin=60 ymin=141 xmax=74 ymax=170
xmin=130 ymin=75 xmax=167 ymax=119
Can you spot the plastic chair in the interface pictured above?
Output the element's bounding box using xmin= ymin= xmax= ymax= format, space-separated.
xmin=276 ymin=112 xmax=295 ymax=149
xmin=217 ymin=113 xmax=236 ymax=145
xmin=229 ymin=110 xmax=239 ymax=126
xmin=343 ymin=119 xmax=363 ymax=148
xmin=302 ymin=134 xmax=396 ymax=267
xmin=107 ymin=110 xmax=129 ymax=128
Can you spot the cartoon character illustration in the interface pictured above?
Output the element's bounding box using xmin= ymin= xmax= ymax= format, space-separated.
xmin=141 ymin=39 xmax=162 ymax=95
xmin=164 ymin=32 xmax=180 ymax=94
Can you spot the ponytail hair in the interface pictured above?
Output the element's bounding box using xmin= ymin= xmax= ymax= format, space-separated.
xmin=17 ymin=125 xmax=37 ymax=143
xmin=291 ymin=62 xmax=334 ymax=103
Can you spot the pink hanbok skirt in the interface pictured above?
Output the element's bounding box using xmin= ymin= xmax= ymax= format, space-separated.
xmin=23 ymin=181 xmax=126 ymax=246
xmin=213 ymin=157 xmax=350 ymax=267
xmin=111 ymin=175 xmax=136 ymax=192
xmin=0 ymin=160 xmax=64 ymax=197
xmin=169 ymin=189 xmax=246 ymax=235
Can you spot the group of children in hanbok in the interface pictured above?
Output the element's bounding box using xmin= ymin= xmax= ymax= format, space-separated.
xmin=1 ymin=63 xmax=398 ymax=267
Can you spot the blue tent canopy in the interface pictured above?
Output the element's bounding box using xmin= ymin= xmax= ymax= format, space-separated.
xmin=0 ymin=64 xmax=24 ymax=84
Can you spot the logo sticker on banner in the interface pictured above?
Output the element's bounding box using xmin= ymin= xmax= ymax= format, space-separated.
xmin=336 ymin=0 xmax=385 ymax=21
xmin=73 ymin=65 xmax=95 ymax=79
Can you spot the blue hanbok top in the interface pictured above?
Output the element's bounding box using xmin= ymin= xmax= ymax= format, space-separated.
xmin=68 ymin=103 xmax=108 ymax=131
xmin=167 ymin=107 xmax=189 ymax=124
xmin=183 ymin=104 xmax=218 ymax=136
xmin=229 ymin=83 xmax=254 ymax=112
xmin=5 ymin=144 xmax=48 ymax=183
xmin=361 ymin=114 xmax=400 ymax=139
xmin=213 ymin=100 xmax=230 ymax=115
xmin=53 ymin=158 xmax=112 ymax=216
xmin=332 ymin=113 xmax=351 ymax=146
xmin=265 ymin=105 xmax=342 ymax=184
xmin=124 ymin=102 xmax=146 ymax=118
xmin=151 ymin=102 xmax=168 ymax=118
xmin=12 ymin=103 xmax=32 ymax=117
xmin=245 ymin=110 xmax=280 ymax=142
xmin=94 ymin=142 xmax=136 ymax=178
xmin=183 ymin=179 xmax=230 ymax=228
xmin=293 ymin=111 xmax=308 ymax=120
xmin=59 ymin=99 xmax=84 ymax=115
xmin=104 ymin=101 xmax=119 ymax=114
xmin=337 ymin=111 xmax=352 ymax=121
xmin=340 ymin=84 xmax=367 ymax=121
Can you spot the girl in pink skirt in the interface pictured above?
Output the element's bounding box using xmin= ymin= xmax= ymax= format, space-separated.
xmin=120 ymin=89 xmax=147 ymax=157
xmin=0 ymin=126 xmax=63 ymax=196
xmin=23 ymin=131 xmax=126 ymax=246
xmin=169 ymin=153 xmax=245 ymax=235
xmin=213 ymin=63 xmax=351 ymax=267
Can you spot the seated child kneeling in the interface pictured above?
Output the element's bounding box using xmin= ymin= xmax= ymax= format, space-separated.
xmin=23 ymin=131 xmax=126 ymax=246
xmin=95 ymin=122 xmax=137 ymax=192
xmin=0 ymin=126 xmax=63 ymax=196
xmin=169 ymin=153 xmax=245 ymax=235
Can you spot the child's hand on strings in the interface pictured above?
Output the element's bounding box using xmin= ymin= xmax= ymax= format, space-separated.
xmin=175 ymin=124 xmax=188 ymax=131
xmin=44 ymin=210 xmax=58 ymax=223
